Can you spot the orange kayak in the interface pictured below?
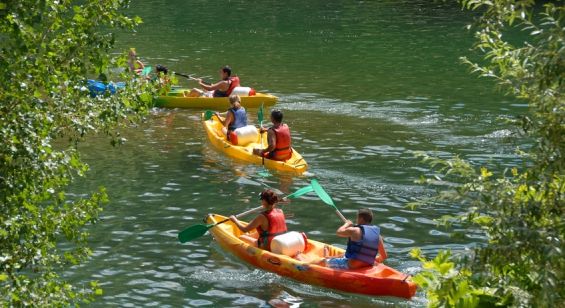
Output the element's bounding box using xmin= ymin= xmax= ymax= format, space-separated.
xmin=206 ymin=214 xmax=417 ymax=299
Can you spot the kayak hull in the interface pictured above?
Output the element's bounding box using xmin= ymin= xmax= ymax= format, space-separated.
xmin=155 ymin=90 xmax=277 ymax=109
xmin=206 ymin=214 xmax=417 ymax=299
xmin=202 ymin=113 xmax=308 ymax=174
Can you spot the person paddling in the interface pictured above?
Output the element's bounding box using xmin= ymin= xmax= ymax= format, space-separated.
xmin=252 ymin=109 xmax=293 ymax=161
xmin=187 ymin=65 xmax=240 ymax=97
xmin=319 ymin=208 xmax=388 ymax=270
xmin=229 ymin=189 xmax=287 ymax=251
xmin=215 ymin=94 xmax=247 ymax=139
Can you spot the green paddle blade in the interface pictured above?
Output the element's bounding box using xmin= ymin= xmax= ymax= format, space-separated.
xmin=140 ymin=66 xmax=152 ymax=76
xmin=286 ymin=185 xmax=314 ymax=199
xmin=258 ymin=168 xmax=271 ymax=177
xmin=311 ymin=179 xmax=336 ymax=208
xmin=258 ymin=103 xmax=264 ymax=125
xmin=178 ymin=223 xmax=213 ymax=243
xmin=204 ymin=110 xmax=214 ymax=120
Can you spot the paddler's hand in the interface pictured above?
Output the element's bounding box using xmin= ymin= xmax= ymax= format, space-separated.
xmin=343 ymin=220 xmax=353 ymax=227
xmin=229 ymin=215 xmax=238 ymax=223
xmin=252 ymin=148 xmax=263 ymax=156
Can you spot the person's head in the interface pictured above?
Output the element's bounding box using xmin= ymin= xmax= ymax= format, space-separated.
xmin=356 ymin=208 xmax=373 ymax=224
xmin=270 ymin=109 xmax=283 ymax=124
xmin=229 ymin=94 xmax=241 ymax=106
xmin=128 ymin=48 xmax=137 ymax=58
xmin=156 ymin=64 xmax=168 ymax=75
xmin=220 ymin=65 xmax=232 ymax=79
xmin=259 ymin=189 xmax=279 ymax=208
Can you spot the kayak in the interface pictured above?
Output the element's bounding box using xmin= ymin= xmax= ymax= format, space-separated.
xmin=202 ymin=113 xmax=308 ymax=174
xmin=87 ymin=79 xmax=125 ymax=97
xmin=206 ymin=214 xmax=418 ymax=299
xmin=155 ymin=88 xmax=278 ymax=109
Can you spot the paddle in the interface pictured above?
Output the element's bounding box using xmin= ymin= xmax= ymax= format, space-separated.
xmin=204 ymin=110 xmax=215 ymax=121
xmin=175 ymin=72 xmax=192 ymax=79
xmin=257 ymin=104 xmax=271 ymax=177
xmin=175 ymin=72 xmax=211 ymax=85
xmin=140 ymin=66 xmax=152 ymax=77
xmin=311 ymin=179 xmax=348 ymax=223
xmin=177 ymin=184 xmax=314 ymax=243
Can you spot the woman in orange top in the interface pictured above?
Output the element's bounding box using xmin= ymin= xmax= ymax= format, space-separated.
xmin=229 ymin=189 xmax=287 ymax=251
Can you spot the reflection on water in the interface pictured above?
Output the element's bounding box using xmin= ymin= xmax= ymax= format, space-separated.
xmin=63 ymin=0 xmax=528 ymax=306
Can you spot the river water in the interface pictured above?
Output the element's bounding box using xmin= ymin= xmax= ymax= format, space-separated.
xmin=65 ymin=0 xmax=525 ymax=306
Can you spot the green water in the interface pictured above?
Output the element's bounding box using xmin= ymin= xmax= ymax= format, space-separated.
xmin=66 ymin=0 xmax=525 ymax=306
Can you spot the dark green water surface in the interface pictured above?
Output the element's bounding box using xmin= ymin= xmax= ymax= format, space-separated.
xmin=66 ymin=0 xmax=526 ymax=306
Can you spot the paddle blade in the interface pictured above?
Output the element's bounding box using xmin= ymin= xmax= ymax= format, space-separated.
xmin=178 ymin=224 xmax=212 ymax=243
xmin=258 ymin=168 xmax=271 ymax=177
xmin=311 ymin=179 xmax=336 ymax=207
xmin=204 ymin=110 xmax=214 ymax=120
xmin=285 ymin=185 xmax=314 ymax=199
xmin=258 ymin=103 xmax=264 ymax=124
xmin=140 ymin=66 xmax=152 ymax=76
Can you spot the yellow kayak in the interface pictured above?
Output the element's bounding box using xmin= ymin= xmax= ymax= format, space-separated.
xmin=155 ymin=89 xmax=277 ymax=109
xmin=202 ymin=113 xmax=308 ymax=174
xmin=206 ymin=214 xmax=417 ymax=299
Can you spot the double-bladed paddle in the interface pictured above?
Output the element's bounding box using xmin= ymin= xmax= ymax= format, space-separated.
xmin=177 ymin=184 xmax=315 ymax=243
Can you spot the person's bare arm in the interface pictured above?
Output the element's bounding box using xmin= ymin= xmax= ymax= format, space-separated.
xmin=254 ymin=129 xmax=276 ymax=156
xmin=199 ymin=79 xmax=228 ymax=91
xmin=230 ymin=214 xmax=266 ymax=233
xmin=264 ymin=129 xmax=277 ymax=153
xmin=221 ymin=111 xmax=234 ymax=128
xmin=336 ymin=220 xmax=362 ymax=241
xmin=375 ymin=236 xmax=388 ymax=263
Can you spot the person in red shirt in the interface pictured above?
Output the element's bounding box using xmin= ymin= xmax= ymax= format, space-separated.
xmin=187 ymin=65 xmax=240 ymax=97
xmin=253 ymin=109 xmax=293 ymax=161
xmin=229 ymin=189 xmax=287 ymax=251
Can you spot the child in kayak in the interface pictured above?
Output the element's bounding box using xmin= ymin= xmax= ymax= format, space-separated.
xmin=214 ymin=94 xmax=247 ymax=139
xmin=229 ymin=189 xmax=287 ymax=251
xmin=128 ymin=48 xmax=145 ymax=75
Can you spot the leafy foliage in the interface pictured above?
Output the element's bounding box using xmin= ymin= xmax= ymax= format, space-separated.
xmin=412 ymin=1 xmax=564 ymax=307
xmin=0 ymin=0 xmax=159 ymax=305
